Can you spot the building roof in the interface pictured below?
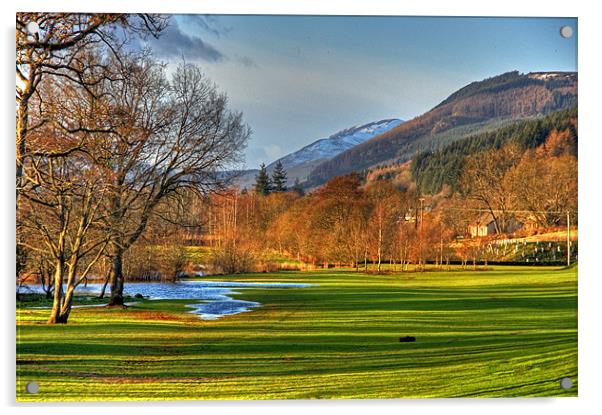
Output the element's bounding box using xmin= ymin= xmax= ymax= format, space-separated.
xmin=470 ymin=212 xmax=496 ymax=226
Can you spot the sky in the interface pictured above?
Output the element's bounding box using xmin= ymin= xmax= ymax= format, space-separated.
xmin=144 ymin=15 xmax=577 ymax=168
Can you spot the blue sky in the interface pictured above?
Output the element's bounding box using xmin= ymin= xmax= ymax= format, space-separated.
xmin=147 ymin=15 xmax=577 ymax=168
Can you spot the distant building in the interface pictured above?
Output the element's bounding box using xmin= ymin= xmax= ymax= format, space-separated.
xmin=469 ymin=214 xmax=497 ymax=238
xmin=403 ymin=205 xmax=432 ymax=223
xmin=468 ymin=213 xmax=523 ymax=238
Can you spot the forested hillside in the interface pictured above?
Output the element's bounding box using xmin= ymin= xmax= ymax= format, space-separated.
xmin=411 ymin=107 xmax=578 ymax=194
xmin=306 ymin=71 xmax=577 ymax=186
xmin=434 ymin=71 xmax=576 ymax=109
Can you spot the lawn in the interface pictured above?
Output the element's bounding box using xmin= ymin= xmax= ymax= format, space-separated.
xmin=16 ymin=265 xmax=577 ymax=401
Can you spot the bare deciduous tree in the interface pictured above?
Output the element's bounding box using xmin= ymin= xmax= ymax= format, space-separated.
xmin=96 ymin=58 xmax=250 ymax=305
xmin=16 ymin=14 xmax=168 ymax=299
xmin=16 ymin=13 xmax=167 ymax=200
xmin=19 ymin=117 xmax=110 ymax=323
xmin=459 ymin=143 xmax=522 ymax=234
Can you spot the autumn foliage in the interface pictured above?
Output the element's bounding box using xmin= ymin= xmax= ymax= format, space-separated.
xmin=204 ymin=123 xmax=577 ymax=273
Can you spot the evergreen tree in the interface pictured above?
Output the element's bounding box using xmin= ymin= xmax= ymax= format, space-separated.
xmin=254 ymin=163 xmax=272 ymax=195
xmin=271 ymin=161 xmax=288 ymax=192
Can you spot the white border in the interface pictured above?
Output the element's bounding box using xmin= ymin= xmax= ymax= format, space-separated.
xmin=3 ymin=1 xmax=601 ymax=415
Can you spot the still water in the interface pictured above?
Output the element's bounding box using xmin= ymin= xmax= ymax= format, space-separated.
xmin=19 ymin=280 xmax=312 ymax=320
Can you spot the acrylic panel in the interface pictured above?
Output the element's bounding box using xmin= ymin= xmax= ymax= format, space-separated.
xmin=16 ymin=13 xmax=578 ymax=401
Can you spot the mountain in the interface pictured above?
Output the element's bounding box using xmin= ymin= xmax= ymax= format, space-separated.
xmin=306 ymin=71 xmax=577 ymax=186
xmin=267 ymin=119 xmax=403 ymax=183
xmin=269 ymin=119 xmax=403 ymax=170
xmin=234 ymin=119 xmax=404 ymax=189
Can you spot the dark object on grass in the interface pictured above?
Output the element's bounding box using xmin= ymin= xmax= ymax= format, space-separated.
xmin=399 ymin=336 xmax=416 ymax=342
xmin=134 ymin=293 xmax=144 ymax=299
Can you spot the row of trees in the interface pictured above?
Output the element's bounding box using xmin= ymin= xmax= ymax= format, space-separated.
xmin=16 ymin=14 xmax=250 ymax=323
xmin=205 ymin=123 xmax=577 ymax=274
xmin=207 ymin=174 xmax=454 ymax=273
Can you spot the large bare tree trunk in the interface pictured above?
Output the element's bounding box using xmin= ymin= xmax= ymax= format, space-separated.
xmin=47 ymin=266 xmax=62 ymax=323
xmin=58 ymin=286 xmax=76 ymax=323
xmin=47 ymin=262 xmax=67 ymax=324
xmin=48 ymin=262 xmax=82 ymax=324
xmin=109 ymin=246 xmax=125 ymax=306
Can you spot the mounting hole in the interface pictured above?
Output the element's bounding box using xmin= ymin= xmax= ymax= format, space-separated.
xmin=560 ymin=26 xmax=573 ymax=39
xmin=25 ymin=381 xmax=39 ymax=394
xmin=560 ymin=377 xmax=573 ymax=390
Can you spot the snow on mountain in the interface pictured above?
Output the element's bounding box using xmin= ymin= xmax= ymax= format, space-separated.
xmin=268 ymin=119 xmax=404 ymax=170
xmin=229 ymin=119 xmax=405 ymax=190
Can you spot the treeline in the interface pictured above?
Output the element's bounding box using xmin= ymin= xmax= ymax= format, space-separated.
xmin=411 ymin=107 xmax=578 ymax=194
xmin=207 ymin=120 xmax=577 ymax=274
xmin=207 ymin=174 xmax=440 ymax=273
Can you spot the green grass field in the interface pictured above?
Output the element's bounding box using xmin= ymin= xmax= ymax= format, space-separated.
xmin=16 ymin=266 xmax=577 ymax=401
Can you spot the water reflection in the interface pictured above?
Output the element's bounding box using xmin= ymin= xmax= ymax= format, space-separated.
xmin=19 ymin=280 xmax=311 ymax=320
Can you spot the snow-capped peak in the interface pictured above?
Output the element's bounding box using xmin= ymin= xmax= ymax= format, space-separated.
xmin=268 ymin=118 xmax=403 ymax=170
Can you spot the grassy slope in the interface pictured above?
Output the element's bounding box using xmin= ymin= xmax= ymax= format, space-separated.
xmin=16 ymin=266 xmax=577 ymax=401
